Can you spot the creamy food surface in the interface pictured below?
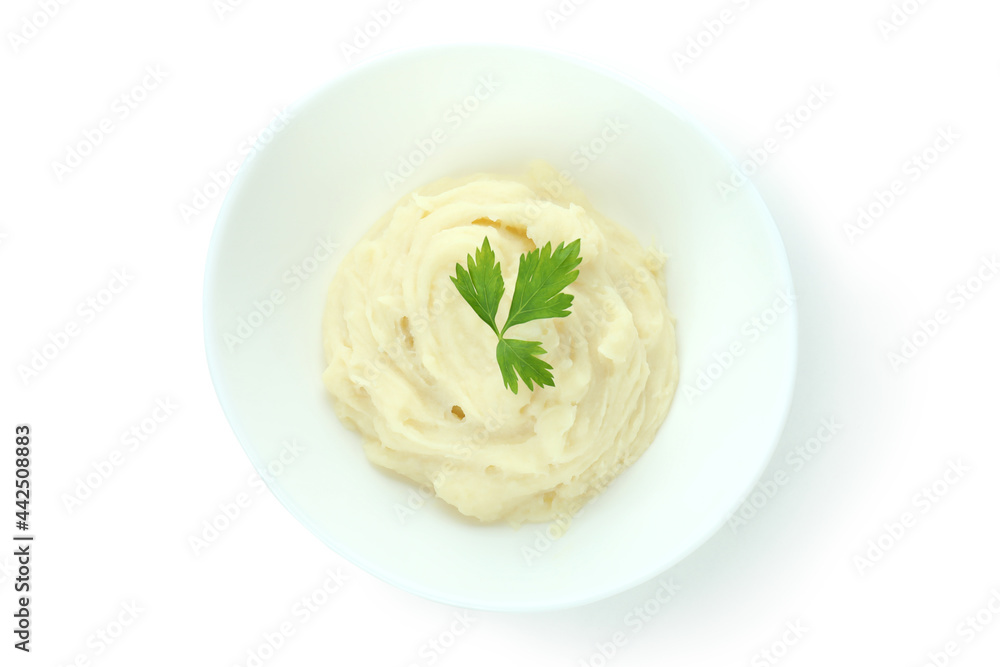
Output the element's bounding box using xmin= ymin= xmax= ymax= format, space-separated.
xmin=322 ymin=161 xmax=678 ymax=525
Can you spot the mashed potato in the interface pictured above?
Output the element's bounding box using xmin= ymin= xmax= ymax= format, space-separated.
xmin=322 ymin=161 xmax=678 ymax=525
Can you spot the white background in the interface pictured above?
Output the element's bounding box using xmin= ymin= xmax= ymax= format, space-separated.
xmin=3 ymin=0 xmax=1000 ymax=665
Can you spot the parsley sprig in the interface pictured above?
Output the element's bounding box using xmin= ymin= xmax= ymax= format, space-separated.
xmin=450 ymin=235 xmax=582 ymax=394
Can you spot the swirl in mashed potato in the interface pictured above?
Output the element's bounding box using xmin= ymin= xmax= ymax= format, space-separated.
xmin=322 ymin=161 xmax=678 ymax=525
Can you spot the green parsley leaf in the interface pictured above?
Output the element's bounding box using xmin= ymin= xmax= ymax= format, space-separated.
xmin=450 ymin=235 xmax=582 ymax=394
xmin=495 ymin=338 xmax=554 ymax=395
xmin=501 ymin=239 xmax=582 ymax=334
xmin=449 ymin=236 xmax=504 ymax=336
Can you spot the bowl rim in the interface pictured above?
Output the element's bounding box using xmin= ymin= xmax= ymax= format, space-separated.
xmin=203 ymin=41 xmax=798 ymax=613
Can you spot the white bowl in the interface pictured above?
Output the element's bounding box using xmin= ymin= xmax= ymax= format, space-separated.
xmin=204 ymin=44 xmax=796 ymax=612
